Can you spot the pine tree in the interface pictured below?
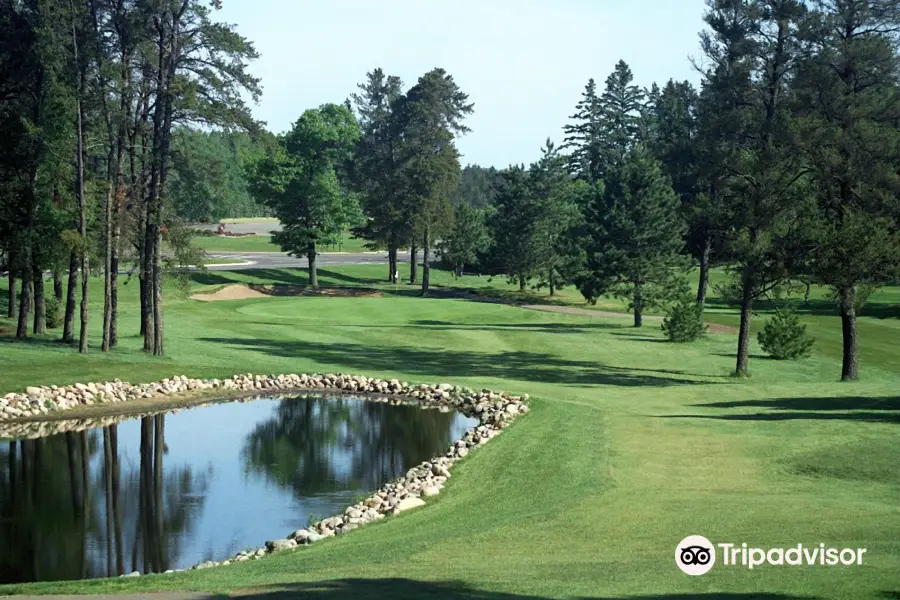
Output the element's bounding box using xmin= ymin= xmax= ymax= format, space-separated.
xmin=700 ymin=0 xmax=808 ymax=376
xmin=350 ymin=68 xmax=408 ymax=283
xmin=599 ymin=60 xmax=647 ymax=171
xmin=577 ymin=145 xmax=688 ymax=327
xmin=394 ymin=68 xmax=473 ymax=295
xmin=438 ymin=202 xmax=491 ymax=277
xmin=562 ymin=78 xmax=604 ymax=181
xmin=528 ymin=140 xmax=584 ymax=295
xmin=487 ymin=165 xmax=544 ymax=290
xmin=793 ymin=0 xmax=900 ymax=381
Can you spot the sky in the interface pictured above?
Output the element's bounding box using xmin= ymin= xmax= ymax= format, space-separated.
xmin=216 ymin=0 xmax=708 ymax=169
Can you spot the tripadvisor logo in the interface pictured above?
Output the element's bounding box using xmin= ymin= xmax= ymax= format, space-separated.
xmin=675 ymin=536 xmax=867 ymax=576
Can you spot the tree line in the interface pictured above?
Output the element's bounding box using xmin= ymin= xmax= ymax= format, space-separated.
xmin=2 ymin=0 xmax=899 ymax=383
xmin=0 ymin=0 xmax=259 ymax=356
xmin=339 ymin=1 xmax=900 ymax=382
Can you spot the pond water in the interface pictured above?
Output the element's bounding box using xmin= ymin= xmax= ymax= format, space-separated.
xmin=0 ymin=395 xmax=477 ymax=583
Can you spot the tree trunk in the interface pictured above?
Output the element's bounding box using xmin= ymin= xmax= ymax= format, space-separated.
xmin=409 ymin=245 xmax=418 ymax=284
xmin=307 ymin=243 xmax=318 ymax=287
xmin=110 ymin=424 xmax=124 ymax=575
xmin=421 ymin=230 xmax=430 ymax=296
xmin=110 ymin=242 xmax=119 ymax=347
xmin=63 ymin=251 xmax=78 ymax=343
xmin=102 ymin=178 xmax=113 ymax=351
xmin=103 ymin=427 xmax=114 ymax=577
xmin=519 ymin=275 xmax=525 ymax=292
xmin=633 ymin=280 xmax=643 ymax=328
xmin=7 ymin=269 xmax=15 ymax=320
xmin=549 ymin=269 xmax=555 ymax=296
xmin=839 ymin=284 xmax=859 ymax=381
xmin=153 ymin=415 xmax=165 ymax=571
xmin=388 ymin=245 xmax=397 ymax=283
xmin=16 ymin=259 xmax=31 ymax=339
xmin=74 ymin=31 xmax=89 ymax=355
xmin=32 ymin=267 xmax=45 ymax=335
xmin=152 ymin=230 xmax=164 ymax=356
xmin=696 ymin=234 xmax=711 ymax=306
xmin=142 ymin=194 xmax=155 ymax=353
xmin=53 ymin=269 xmax=63 ymax=301
xmin=734 ymin=277 xmax=754 ymax=377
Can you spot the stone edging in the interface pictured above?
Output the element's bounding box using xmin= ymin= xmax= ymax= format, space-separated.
xmin=0 ymin=373 xmax=529 ymax=577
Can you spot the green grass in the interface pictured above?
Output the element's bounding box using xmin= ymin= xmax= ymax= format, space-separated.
xmin=0 ymin=266 xmax=898 ymax=599
xmin=191 ymin=231 xmax=373 ymax=254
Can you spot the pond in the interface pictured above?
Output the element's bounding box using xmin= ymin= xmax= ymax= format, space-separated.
xmin=0 ymin=395 xmax=477 ymax=583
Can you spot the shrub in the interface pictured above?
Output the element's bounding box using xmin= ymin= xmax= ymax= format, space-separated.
xmin=758 ymin=309 xmax=814 ymax=360
xmin=45 ymin=296 xmax=63 ymax=329
xmin=661 ymin=297 xmax=708 ymax=342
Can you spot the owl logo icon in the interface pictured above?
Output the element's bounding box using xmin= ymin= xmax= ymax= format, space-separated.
xmin=676 ymin=535 xmax=716 ymax=575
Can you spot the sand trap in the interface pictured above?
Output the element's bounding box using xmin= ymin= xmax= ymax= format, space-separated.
xmin=192 ymin=284 xmax=268 ymax=302
xmin=191 ymin=284 xmax=382 ymax=301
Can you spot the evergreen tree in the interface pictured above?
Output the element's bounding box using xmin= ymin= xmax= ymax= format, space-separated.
xmin=350 ymin=68 xmax=408 ymax=283
xmin=599 ymin=60 xmax=647 ymax=171
xmin=577 ymin=145 xmax=689 ymax=327
xmin=486 ymin=165 xmax=544 ymax=290
xmin=438 ymin=202 xmax=491 ymax=277
xmin=528 ymin=140 xmax=584 ymax=295
xmin=394 ymin=68 xmax=473 ymax=295
xmin=793 ymin=0 xmax=900 ymax=381
xmin=562 ymin=78 xmax=604 ymax=181
xmin=700 ymin=0 xmax=808 ymax=376
xmin=452 ymin=164 xmax=500 ymax=208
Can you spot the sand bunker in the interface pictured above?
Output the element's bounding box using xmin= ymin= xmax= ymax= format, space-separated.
xmin=191 ymin=284 xmax=382 ymax=301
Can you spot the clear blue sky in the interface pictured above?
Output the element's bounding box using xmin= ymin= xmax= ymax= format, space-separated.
xmin=216 ymin=0 xmax=707 ymax=169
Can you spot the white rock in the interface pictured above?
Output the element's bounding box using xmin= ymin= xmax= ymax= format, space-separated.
xmin=395 ymin=497 xmax=426 ymax=512
xmin=422 ymin=486 xmax=440 ymax=497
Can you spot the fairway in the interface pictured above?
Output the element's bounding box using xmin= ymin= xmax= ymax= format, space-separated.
xmin=0 ymin=269 xmax=897 ymax=599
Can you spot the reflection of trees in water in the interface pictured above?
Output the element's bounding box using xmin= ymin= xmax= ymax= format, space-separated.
xmin=0 ymin=416 xmax=209 ymax=583
xmin=242 ymin=397 xmax=458 ymax=498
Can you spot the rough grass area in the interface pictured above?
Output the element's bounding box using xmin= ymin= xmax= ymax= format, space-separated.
xmin=0 ymin=266 xmax=898 ymax=598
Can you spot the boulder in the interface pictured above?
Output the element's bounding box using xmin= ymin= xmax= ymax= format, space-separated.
xmin=265 ymin=538 xmax=296 ymax=552
xmin=422 ymin=486 xmax=440 ymax=498
xmin=395 ymin=497 xmax=426 ymax=512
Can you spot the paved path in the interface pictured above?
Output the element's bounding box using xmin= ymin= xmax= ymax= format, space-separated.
xmin=202 ymin=250 xmax=424 ymax=271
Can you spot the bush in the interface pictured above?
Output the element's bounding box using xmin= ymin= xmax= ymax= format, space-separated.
xmin=758 ymin=309 xmax=814 ymax=360
xmin=45 ymin=296 xmax=62 ymax=329
xmin=661 ymin=297 xmax=708 ymax=342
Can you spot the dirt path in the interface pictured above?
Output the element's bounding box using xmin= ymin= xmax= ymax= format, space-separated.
xmin=521 ymin=304 xmax=737 ymax=334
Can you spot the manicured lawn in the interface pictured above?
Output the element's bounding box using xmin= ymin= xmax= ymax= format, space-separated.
xmin=192 ymin=235 xmax=282 ymax=253
xmin=0 ymin=267 xmax=898 ymax=598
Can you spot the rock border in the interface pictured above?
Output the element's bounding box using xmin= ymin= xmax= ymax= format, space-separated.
xmin=0 ymin=373 xmax=529 ymax=577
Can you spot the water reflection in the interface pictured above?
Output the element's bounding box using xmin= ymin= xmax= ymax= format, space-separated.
xmin=0 ymin=395 xmax=475 ymax=583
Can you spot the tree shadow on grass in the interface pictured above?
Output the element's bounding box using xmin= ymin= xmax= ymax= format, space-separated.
xmin=221 ymin=579 xmax=824 ymax=600
xmin=198 ymin=337 xmax=716 ymax=387
xmin=660 ymin=396 xmax=900 ymax=424
xmin=317 ymin=268 xmax=382 ymax=286
xmin=336 ymin=320 xmax=630 ymax=334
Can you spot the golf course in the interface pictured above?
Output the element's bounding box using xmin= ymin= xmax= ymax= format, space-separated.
xmin=0 ymin=265 xmax=897 ymax=599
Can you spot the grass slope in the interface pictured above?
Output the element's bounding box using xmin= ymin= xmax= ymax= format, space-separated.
xmin=0 ymin=268 xmax=897 ymax=599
